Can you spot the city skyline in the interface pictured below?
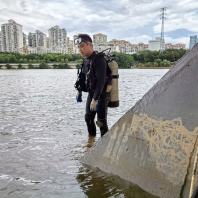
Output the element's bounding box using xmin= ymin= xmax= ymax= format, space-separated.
xmin=0 ymin=19 xmax=192 ymax=46
xmin=0 ymin=0 xmax=198 ymax=46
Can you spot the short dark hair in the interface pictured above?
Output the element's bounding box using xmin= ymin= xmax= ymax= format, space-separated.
xmin=78 ymin=34 xmax=92 ymax=43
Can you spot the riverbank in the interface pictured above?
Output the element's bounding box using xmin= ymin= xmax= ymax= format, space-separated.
xmin=133 ymin=66 xmax=171 ymax=69
xmin=0 ymin=63 xmax=171 ymax=70
xmin=0 ymin=62 xmax=75 ymax=69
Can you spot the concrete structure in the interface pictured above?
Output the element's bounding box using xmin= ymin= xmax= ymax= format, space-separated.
xmin=189 ymin=35 xmax=197 ymax=49
xmin=1 ymin=19 xmax=23 ymax=52
xmin=148 ymin=37 xmax=161 ymax=51
xmin=48 ymin=26 xmax=67 ymax=48
xmin=93 ymin=33 xmax=107 ymax=45
xmin=82 ymin=44 xmax=198 ymax=198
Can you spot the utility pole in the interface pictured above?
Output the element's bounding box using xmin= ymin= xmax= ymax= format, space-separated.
xmin=160 ymin=7 xmax=167 ymax=52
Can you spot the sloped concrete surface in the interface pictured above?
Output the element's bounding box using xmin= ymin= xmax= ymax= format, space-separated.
xmin=82 ymin=44 xmax=198 ymax=198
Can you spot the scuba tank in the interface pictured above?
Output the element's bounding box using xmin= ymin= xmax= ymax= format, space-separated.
xmin=98 ymin=48 xmax=119 ymax=108
xmin=107 ymin=60 xmax=119 ymax=108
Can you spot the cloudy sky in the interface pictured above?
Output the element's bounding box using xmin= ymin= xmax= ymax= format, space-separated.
xmin=0 ymin=0 xmax=198 ymax=46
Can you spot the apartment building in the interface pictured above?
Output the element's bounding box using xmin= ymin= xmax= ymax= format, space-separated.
xmin=48 ymin=26 xmax=67 ymax=48
xmin=1 ymin=19 xmax=23 ymax=52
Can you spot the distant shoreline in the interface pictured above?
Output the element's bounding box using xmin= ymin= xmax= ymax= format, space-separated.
xmin=0 ymin=63 xmax=171 ymax=70
xmin=133 ymin=67 xmax=171 ymax=69
xmin=0 ymin=66 xmax=170 ymax=70
xmin=0 ymin=63 xmax=74 ymax=69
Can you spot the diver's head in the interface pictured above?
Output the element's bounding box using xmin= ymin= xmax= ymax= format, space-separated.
xmin=74 ymin=34 xmax=93 ymax=57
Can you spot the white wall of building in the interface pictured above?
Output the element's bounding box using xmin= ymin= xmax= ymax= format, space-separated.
xmin=23 ymin=33 xmax=27 ymax=47
xmin=0 ymin=31 xmax=2 ymax=52
xmin=1 ymin=19 xmax=23 ymax=52
xmin=28 ymin=30 xmax=47 ymax=48
xmin=48 ymin=26 xmax=67 ymax=48
xmin=93 ymin=33 xmax=107 ymax=45
xmin=148 ymin=37 xmax=161 ymax=51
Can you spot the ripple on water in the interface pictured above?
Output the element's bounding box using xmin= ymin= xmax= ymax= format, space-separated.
xmin=0 ymin=69 xmax=167 ymax=198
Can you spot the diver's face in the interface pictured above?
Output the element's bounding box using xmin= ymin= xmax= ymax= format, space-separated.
xmin=78 ymin=42 xmax=93 ymax=57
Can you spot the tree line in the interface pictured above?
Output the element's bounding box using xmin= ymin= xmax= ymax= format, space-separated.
xmin=2 ymin=63 xmax=69 ymax=69
xmin=113 ymin=48 xmax=187 ymax=68
xmin=0 ymin=52 xmax=81 ymax=64
xmin=0 ymin=48 xmax=187 ymax=69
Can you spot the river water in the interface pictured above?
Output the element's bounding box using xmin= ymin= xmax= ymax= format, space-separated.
xmin=0 ymin=69 xmax=168 ymax=198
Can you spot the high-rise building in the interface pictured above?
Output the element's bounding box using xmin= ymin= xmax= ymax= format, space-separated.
xmin=28 ymin=33 xmax=37 ymax=47
xmin=189 ymin=35 xmax=197 ymax=49
xmin=93 ymin=33 xmax=107 ymax=45
xmin=48 ymin=26 xmax=67 ymax=48
xmin=148 ymin=37 xmax=161 ymax=51
xmin=73 ymin=35 xmax=80 ymax=54
xmin=1 ymin=19 xmax=23 ymax=52
xmin=0 ymin=31 xmax=2 ymax=52
xmin=21 ymin=32 xmax=28 ymax=54
xmin=36 ymin=30 xmax=47 ymax=47
xmin=28 ymin=30 xmax=47 ymax=48
xmin=46 ymin=37 xmax=50 ymax=48
xmin=23 ymin=33 xmax=27 ymax=47
xmin=67 ymin=37 xmax=76 ymax=54
xmin=108 ymin=39 xmax=132 ymax=53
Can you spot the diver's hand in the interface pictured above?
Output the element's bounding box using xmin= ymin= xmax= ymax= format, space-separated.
xmin=106 ymin=84 xmax=112 ymax=93
xmin=90 ymin=99 xmax=98 ymax=111
xmin=76 ymin=91 xmax=82 ymax=102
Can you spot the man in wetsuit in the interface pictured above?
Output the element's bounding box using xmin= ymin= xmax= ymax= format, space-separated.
xmin=75 ymin=34 xmax=112 ymax=138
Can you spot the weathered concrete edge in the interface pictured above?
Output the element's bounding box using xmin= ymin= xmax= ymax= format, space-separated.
xmin=81 ymin=44 xmax=198 ymax=197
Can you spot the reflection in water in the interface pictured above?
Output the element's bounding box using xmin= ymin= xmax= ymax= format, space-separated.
xmin=76 ymin=165 xmax=158 ymax=198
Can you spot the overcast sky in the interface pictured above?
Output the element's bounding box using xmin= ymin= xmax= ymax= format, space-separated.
xmin=0 ymin=0 xmax=198 ymax=46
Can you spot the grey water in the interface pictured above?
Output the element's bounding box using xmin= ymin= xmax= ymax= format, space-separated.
xmin=0 ymin=69 xmax=168 ymax=198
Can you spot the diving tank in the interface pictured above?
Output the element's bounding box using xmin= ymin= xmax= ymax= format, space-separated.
xmin=108 ymin=60 xmax=119 ymax=108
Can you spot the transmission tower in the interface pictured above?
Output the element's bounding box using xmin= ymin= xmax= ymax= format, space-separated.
xmin=160 ymin=7 xmax=167 ymax=52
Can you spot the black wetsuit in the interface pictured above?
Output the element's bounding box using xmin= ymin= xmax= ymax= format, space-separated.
xmin=83 ymin=51 xmax=111 ymax=136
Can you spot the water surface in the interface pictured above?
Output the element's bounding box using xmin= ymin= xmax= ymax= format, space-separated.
xmin=0 ymin=69 xmax=168 ymax=198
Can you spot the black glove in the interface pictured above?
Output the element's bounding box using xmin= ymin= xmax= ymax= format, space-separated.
xmin=76 ymin=91 xmax=82 ymax=102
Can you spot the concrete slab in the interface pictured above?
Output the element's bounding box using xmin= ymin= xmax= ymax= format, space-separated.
xmin=82 ymin=44 xmax=198 ymax=198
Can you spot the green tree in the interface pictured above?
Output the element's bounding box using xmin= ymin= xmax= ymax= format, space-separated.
xmin=113 ymin=52 xmax=134 ymax=68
